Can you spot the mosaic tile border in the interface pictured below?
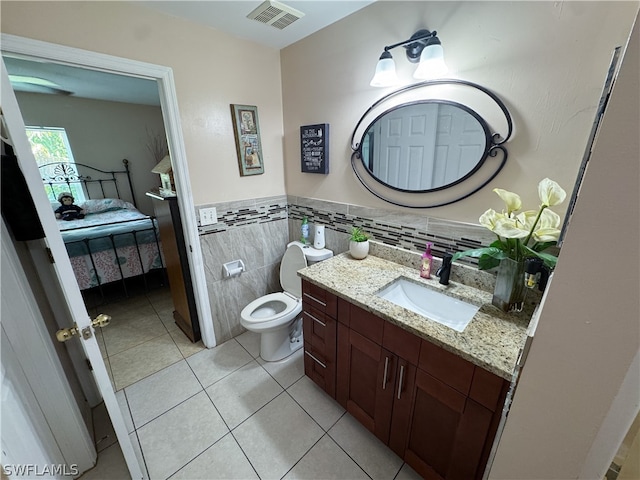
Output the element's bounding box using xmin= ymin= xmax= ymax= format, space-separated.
xmin=286 ymin=198 xmax=492 ymax=265
xmin=195 ymin=195 xmax=497 ymax=265
xmin=196 ymin=196 xmax=288 ymax=235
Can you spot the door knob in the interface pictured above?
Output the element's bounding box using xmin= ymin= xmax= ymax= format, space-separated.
xmin=92 ymin=313 xmax=111 ymax=328
xmin=55 ymin=314 xmax=111 ymax=342
xmin=56 ymin=324 xmax=79 ymax=342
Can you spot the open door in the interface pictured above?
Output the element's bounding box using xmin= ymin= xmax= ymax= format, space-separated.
xmin=1 ymin=58 xmax=144 ymax=479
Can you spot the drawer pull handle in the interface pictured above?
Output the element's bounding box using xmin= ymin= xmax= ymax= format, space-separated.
xmin=382 ymin=356 xmax=390 ymax=390
xmin=304 ymin=311 xmax=326 ymax=327
xmin=303 ymin=293 xmax=326 ymax=307
xmin=305 ymin=350 xmax=327 ymax=369
xmin=397 ymin=365 xmax=405 ymax=400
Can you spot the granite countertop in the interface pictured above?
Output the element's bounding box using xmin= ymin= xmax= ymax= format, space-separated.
xmin=298 ymin=252 xmax=535 ymax=380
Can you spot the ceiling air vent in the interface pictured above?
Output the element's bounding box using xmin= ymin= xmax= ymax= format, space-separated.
xmin=247 ymin=0 xmax=305 ymax=30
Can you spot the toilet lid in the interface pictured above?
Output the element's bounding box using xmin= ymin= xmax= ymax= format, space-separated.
xmin=280 ymin=243 xmax=307 ymax=298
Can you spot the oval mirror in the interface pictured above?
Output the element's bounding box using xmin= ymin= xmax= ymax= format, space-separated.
xmin=350 ymin=80 xmax=513 ymax=208
xmin=359 ymin=101 xmax=490 ymax=192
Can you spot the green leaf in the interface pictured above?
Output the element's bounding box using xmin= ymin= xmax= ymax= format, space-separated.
xmin=489 ymin=239 xmax=508 ymax=251
xmin=532 ymin=241 xmax=557 ymax=252
xmin=452 ymin=246 xmax=506 ymax=269
xmin=478 ymin=254 xmax=501 ymax=270
xmin=535 ymin=251 xmax=558 ymax=269
xmin=350 ymin=227 xmax=369 ymax=242
xmin=451 ymin=247 xmax=492 ymax=262
xmin=521 ymin=244 xmax=558 ymax=269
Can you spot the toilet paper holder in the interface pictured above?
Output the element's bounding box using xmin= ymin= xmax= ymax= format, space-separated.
xmin=223 ymin=259 xmax=245 ymax=278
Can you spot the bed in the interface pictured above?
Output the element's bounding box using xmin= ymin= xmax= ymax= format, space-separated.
xmin=40 ymin=159 xmax=164 ymax=296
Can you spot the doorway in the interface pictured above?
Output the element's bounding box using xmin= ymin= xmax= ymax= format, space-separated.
xmin=1 ymin=34 xmax=213 ymax=477
xmin=3 ymin=54 xmax=203 ymax=391
xmin=0 ymin=33 xmax=214 ymax=353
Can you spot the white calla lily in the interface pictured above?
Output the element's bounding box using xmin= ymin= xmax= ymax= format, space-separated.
xmin=454 ymin=178 xmax=566 ymax=272
xmin=493 ymin=188 xmax=521 ymax=214
xmin=479 ymin=209 xmax=503 ymax=232
xmin=532 ymin=209 xmax=561 ymax=242
xmin=493 ymin=216 xmax=529 ymax=239
xmin=538 ymin=178 xmax=567 ymax=207
xmin=532 ymin=227 xmax=561 ymax=243
xmin=515 ymin=210 xmax=539 ymax=231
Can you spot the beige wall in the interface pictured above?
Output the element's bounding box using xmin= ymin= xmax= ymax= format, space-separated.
xmin=1 ymin=1 xmax=286 ymax=207
xmin=490 ymin=11 xmax=639 ymax=478
xmin=15 ymin=92 xmax=165 ymax=215
xmin=281 ymin=1 xmax=638 ymax=223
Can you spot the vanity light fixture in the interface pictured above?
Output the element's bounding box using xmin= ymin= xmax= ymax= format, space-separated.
xmin=370 ymin=29 xmax=448 ymax=87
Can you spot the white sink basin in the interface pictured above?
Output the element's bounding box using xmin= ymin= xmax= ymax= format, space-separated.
xmin=376 ymin=278 xmax=480 ymax=332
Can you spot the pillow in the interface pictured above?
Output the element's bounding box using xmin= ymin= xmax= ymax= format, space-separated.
xmin=81 ymin=198 xmax=136 ymax=214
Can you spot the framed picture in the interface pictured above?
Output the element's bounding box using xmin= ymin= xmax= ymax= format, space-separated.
xmin=230 ymin=104 xmax=264 ymax=176
xmin=300 ymin=123 xmax=329 ymax=174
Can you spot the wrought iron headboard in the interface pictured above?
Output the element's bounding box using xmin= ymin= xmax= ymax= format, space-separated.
xmin=39 ymin=158 xmax=137 ymax=208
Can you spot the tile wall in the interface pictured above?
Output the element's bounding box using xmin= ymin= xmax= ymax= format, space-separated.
xmin=197 ymin=195 xmax=496 ymax=343
xmin=198 ymin=196 xmax=289 ymax=343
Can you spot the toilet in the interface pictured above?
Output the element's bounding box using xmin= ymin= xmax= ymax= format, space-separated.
xmin=240 ymin=240 xmax=333 ymax=361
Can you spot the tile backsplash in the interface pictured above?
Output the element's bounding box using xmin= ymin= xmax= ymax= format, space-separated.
xmin=285 ymin=196 xmax=495 ymax=264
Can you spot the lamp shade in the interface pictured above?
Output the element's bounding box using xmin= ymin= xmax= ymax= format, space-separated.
xmin=413 ymin=43 xmax=448 ymax=80
xmin=370 ymin=51 xmax=399 ymax=87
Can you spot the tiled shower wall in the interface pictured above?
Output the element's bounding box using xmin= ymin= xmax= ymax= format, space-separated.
xmin=197 ymin=195 xmax=495 ymax=344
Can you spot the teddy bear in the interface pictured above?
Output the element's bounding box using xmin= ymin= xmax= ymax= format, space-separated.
xmin=55 ymin=192 xmax=85 ymax=221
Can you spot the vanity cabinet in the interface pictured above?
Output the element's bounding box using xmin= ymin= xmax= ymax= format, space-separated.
xmin=403 ymin=341 xmax=508 ymax=479
xmin=302 ymin=281 xmax=509 ymax=480
xmin=301 ymin=280 xmax=338 ymax=398
xmin=335 ymin=303 xmax=420 ymax=449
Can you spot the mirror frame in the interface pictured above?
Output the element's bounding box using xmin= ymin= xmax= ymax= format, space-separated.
xmin=351 ymin=79 xmax=513 ymax=208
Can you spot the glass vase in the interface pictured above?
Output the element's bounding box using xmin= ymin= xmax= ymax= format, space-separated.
xmin=492 ymin=257 xmax=527 ymax=312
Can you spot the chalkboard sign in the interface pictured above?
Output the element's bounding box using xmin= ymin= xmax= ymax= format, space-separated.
xmin=300 ymin=124 xmax=329 ymax=174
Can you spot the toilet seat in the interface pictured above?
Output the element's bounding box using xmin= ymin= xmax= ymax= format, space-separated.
xmin=240 ymin=292 xmax=302 ymax=332
xmin=240 ymin=243 xmax=307 ymax=334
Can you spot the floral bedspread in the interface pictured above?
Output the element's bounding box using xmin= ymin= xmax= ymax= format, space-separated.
xmin=57 ymin=205 xmax=163 ymax=290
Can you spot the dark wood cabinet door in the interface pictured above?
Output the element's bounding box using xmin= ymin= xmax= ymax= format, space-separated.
xmin=336 ymin=325 xmax=395 ymax=443
xmin=404 ymin=369 xmax=494 ymax=480
xmin=388 ymin=357 xmax=416 ymax=457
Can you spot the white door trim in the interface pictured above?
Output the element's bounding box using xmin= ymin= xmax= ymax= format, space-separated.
xmin=1 ymin=33 xmax=216 ymax=348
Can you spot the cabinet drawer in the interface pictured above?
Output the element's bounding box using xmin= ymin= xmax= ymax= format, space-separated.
xmin=383 ymin=321 xmax=421 ymax=365
xmin=302 ymin=280 xmax=337 ymax=318
xmin=302 ymin=303 xmax=336 ymax=358
xmin=349 ymin=303 xmax=384 ymax=345
xmin=303 ymin=343 xmax=336 ymax=398
xmin=419 ymin=339 xmax=475 ymax=395
xmin=469 ymin=366 xmax=508 ymax=412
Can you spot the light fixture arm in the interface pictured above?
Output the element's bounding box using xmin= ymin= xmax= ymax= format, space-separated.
xmin=369 ymin=28 xmax=447 ymax=87
xmin=382 ymin=29 xmax=439 ymax=63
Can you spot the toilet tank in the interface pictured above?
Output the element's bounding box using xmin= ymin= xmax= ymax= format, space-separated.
xmin=288 ymin=241 xmax=333 ymax=265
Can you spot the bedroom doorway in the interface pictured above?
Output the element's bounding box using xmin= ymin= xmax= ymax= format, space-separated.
xmin=3 ymin=55 xmax=199 ymax=389
xmin=1 ymin=35 xmax=215 ymax=383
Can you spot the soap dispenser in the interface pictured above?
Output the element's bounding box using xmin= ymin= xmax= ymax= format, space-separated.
xmin=420 ymin=243 xmax=433 ymax=279
xmin=300 ymin=216 xmax=309 ymax=244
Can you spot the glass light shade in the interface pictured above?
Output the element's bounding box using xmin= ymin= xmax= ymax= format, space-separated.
xmin=413 ymin=44 xmax=448 ymax=80
xmin=370 ymin=53 xmax=399 ymax=87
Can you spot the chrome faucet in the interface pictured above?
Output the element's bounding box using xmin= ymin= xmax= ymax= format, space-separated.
xmin=437 ymin=253 xmax=453 ymax=285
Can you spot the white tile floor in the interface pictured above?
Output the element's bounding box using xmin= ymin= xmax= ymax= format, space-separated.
xmin=82 ymin=330 xmax=424 ymax=479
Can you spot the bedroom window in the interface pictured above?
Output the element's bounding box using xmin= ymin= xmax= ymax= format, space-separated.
xmin=26 ymin=126 xmax=86 ymax=203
